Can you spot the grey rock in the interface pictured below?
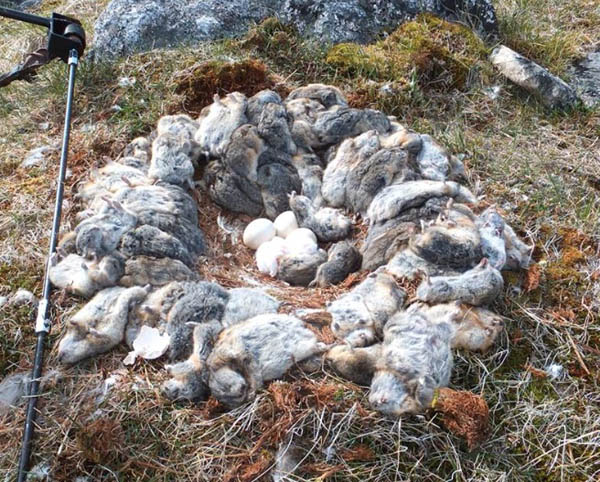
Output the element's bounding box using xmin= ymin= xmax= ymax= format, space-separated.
xmin=568 ymin=50 xmax=600 ymax=108
xmin=280 ymin=0 xmax=498 ymax=45
xmin=490 ymin=45 xmax=579 ymax=111
xmin=93 ymin=0 xmax=497 ymax=60
xmin=1 ymin=0 xmax=41 ymax=8
xmin=93 ymin=0 xmax=274 ymax=60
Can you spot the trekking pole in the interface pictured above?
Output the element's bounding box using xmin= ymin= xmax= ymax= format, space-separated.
xmin=0 ymin=7 xmax=85 ymax=480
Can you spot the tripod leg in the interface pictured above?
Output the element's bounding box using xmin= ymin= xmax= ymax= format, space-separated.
xmin=16 ymin=48 xmax=79 ymax=482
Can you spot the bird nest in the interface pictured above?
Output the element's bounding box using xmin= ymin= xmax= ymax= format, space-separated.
xmin=44 ymin=83 xmax=532 ymax=475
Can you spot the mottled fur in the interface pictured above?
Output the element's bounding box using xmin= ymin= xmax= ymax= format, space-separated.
xmin=312 ymin=241 xmax=361 ymax=287
xmin=325 ymin=344 xmax=381 ymax=385
xmin=369 ymin=305 xmax=455 ymax=416
xmin=195 ymin=93 xmax=248 ymax=157
xmin=246 ymin=90 xmax=283 ymax=125
xmin=416 ymin=258 xmax=504 ymax=306
xmin=328 ymin=270 xmax=406 ymax=346
xmin=58 ymin=286 xmax=148 ymax=364
xmin=221 ymin=288 xmax=280 ymax=327
xmin=421 ymin=302 xmax=504 ymax=352
xmin=75 ymin=200 xmax=137 ymax=259
xmin=161 ymin=320 xmax=220 ymax=402
xmin=286 ymin=84 xmax=348 ymax=109
xmin=166 ymin=281 xmax=230 ymax=361
xmin=291 ymin=152 xmax=324 ymax=207
xmin=119 ymin=255 xmax=196 ymax=287
xmin=207 ymin=314 xmax=328 ymax=407
xmin=148 ymin=133 xmax=195 ymax=187
xmin=415 ymin=134 xmax=450 ymax=181
xmin=278 ymin=248 xmax=328 ymax=286
xmin=312 ymin=107 xmax=390 ymax=148
xmin=367 ymin=181 xmax=477 ymax=226
xmin=257 ymin=102 xmax=297 ymax=154
xmin=49 ymin=253 xmax=124 ymax=298
xmin=119 ymin=224 xmax=194 ymax=266
xmin=409 ymin=211 xmax=482 ymax=271
xmin=289 ymin=193 xmax=352 ymax=242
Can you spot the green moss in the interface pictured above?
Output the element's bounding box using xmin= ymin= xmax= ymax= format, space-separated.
xmin=497 ymin=342 xmax=533 ymax=377
xmin=234 ymin=18 xmax=334 ymax=85
xmin=326 ymin=13 xmax=490 ymax=91
xmin=241 ymin=17 xmax=299 ymax=52
xmin=0 ymin=262 xmax=43 ymax=294
xmin=527 ymin=378 xmax=557 ymax=403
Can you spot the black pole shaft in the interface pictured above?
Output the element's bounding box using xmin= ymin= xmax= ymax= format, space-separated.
xmin=16 ymin=48 xmax=78 ymax=482
xmin=0 ymin=7 xmax=51 ymax=28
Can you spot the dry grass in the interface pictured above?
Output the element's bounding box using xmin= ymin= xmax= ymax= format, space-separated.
xmin=1 ymin=0 xmax=599 ymax=481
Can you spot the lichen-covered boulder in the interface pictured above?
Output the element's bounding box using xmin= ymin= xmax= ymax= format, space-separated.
xmin=568 ymin=50 xmax=600 ymax=108
xmin=92 ymin=0 xmax=497 ymax=60
xmin=490 ymin=45 xmax=579 ymax=111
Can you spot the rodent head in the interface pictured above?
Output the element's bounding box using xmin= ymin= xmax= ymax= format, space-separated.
xmin=162 ymin=362 xmax=209 ymax=402
xmin=369 ymin=371 xmax=435 ymax=416
xmin=208 ymin=367 xmax=249 ymax=408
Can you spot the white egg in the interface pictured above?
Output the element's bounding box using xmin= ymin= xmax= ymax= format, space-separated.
xmin=285 ymin=228 xmax=318 ymax=254
xmin=256 ymin=237 xmax=288 ymax=277
xmin=286 ymin=228 xmax=317 ymax=244
xmin=273 ymin=211 xmax=298 ymax=238
xmin=243 ymin=218 xmax=276 ymax=250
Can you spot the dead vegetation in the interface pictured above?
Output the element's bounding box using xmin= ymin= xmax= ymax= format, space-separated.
xmin=0 ymin=0 xmax=599 ymax=480
xmin=172 ymin=59 xmax=280 ymax=116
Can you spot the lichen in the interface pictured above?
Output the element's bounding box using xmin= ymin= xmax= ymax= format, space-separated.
xmin=326 ymin=14 xmax=490 ymax=91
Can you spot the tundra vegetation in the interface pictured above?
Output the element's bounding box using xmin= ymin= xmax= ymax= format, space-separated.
xmin=0 ymin=0 xmax=599 ymax=480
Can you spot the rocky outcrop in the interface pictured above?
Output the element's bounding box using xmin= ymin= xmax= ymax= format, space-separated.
xmin=490 ymin=45 xmax=579 ymax=111
xmin=568 ymin=50 xmax=600 ymax=108
xmin=92 ymin=0 xmax=498 ymax=60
